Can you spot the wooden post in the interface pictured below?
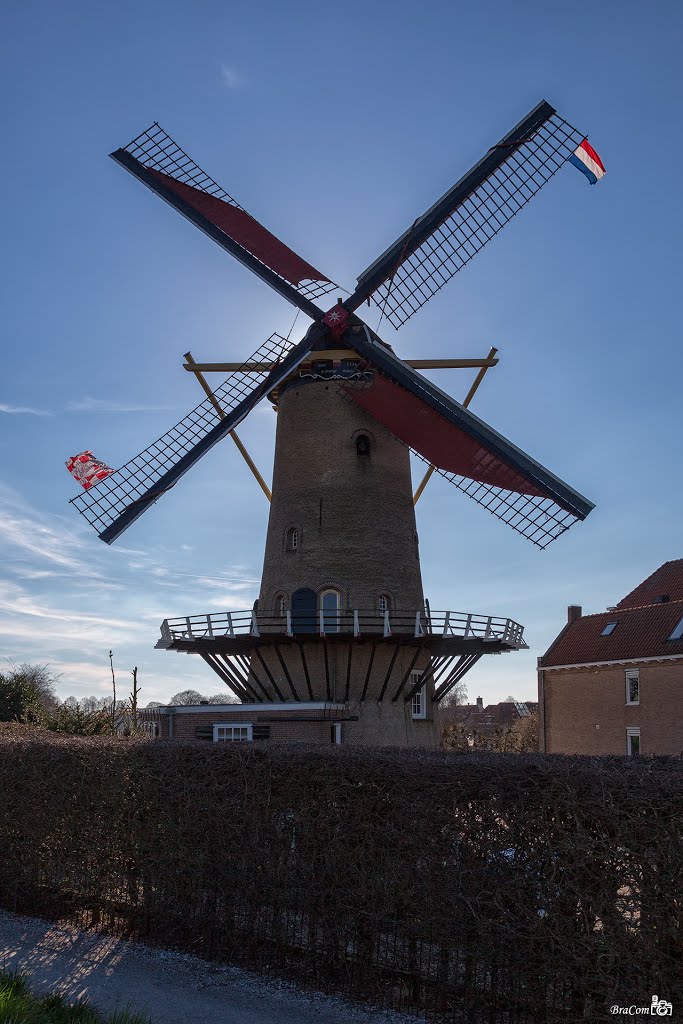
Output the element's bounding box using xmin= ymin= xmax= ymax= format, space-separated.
xmin=413 ymin=346 xmax=498 ymax=505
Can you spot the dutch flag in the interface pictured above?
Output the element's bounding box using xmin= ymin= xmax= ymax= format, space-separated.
xmin=569 ymin=139 xmax=606 ymax=185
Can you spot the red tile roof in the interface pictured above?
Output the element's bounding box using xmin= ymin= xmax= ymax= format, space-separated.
xmin=541 ymin=560 xmax=683 ymax=667
xmin=617 ymin=559 xmax=683 ymax=608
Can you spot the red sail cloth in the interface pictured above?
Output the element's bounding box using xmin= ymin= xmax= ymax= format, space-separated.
xmin=344 ymin=374 xmax=547 ymax=498
xmin=148 ymin=170 xmax=329 ymax=288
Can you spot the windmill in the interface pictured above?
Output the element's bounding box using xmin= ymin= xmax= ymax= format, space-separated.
xmin=70 ymin=101 xmax=600 ymax=747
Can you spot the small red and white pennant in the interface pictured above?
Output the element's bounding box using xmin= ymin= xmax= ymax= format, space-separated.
xmin=66 ymin=450 xmax=115 ymax=490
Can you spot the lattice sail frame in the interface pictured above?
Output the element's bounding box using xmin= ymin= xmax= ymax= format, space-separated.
xmin=118 ymin=123 xmax=337 ymax=304
xmin=338 ymin=357 xmax=591 ymax=550
xmin=362 ymin=112 xmax=585 ymax=328
xmin=70 ymin=333 xmax=293 ymax=539
xmin=416 ymin=445 xmax=581 ymax=549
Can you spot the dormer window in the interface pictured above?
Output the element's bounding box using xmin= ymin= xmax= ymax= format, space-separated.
xmin=601 ymin=622 xmax=618 ymax=636
xmin=667 ymin=614 xmax=683 ymax=641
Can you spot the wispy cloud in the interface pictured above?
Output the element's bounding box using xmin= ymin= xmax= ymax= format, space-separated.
xmin=0 ymin=403 xmax=50 ymax=416
xmin=66 ymin=397 xmax=175 ymax=414
xmin=0 ymin=486 xmax=260 ymax=703
xmin=219 ymin=63 xmax=245 ymax=90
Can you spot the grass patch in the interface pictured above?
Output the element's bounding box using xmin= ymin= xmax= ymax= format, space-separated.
xmin=0 ymin=970 xmax=150 ymax=1023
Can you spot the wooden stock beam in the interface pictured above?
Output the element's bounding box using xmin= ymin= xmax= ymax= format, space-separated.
xmin=413 ymin=346 xmax=498 ymax=506
xmin=183 ymin=351 xmax=272 ymax=502
xmin=183 ymin=356 xmax=499 ymax=373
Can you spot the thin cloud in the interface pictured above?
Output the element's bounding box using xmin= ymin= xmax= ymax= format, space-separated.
xmin=0 ymin=402 xmax=50 ymax=416
xmin=66 ymin=397 xmax=174 ymax=414
xmin=219 ymin=64 xmax=245 ymax=89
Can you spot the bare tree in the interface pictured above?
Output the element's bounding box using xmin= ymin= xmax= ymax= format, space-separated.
xmin=129 ymin=666 xmax=140 ymax=731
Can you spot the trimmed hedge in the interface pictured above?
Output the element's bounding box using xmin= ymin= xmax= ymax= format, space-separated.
xmin=0 ymin=725 xmax=680 ymax=1022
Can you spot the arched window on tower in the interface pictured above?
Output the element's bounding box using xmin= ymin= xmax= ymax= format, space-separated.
xmin=274 ymin=594 xmax=287 ymax=618
xmin=378 ymin=594 xmax=391 ymax=616
xmin=320 ymin=589 xmax=340 ymax=633
xmin=356 ymin=434 xmax=371 ymax=457
xmin=286 ymin=527 xmax=299 ymax=551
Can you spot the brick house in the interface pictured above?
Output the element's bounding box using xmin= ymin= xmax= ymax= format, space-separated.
xmin=538 ymin=560 xmax=683 ymax=755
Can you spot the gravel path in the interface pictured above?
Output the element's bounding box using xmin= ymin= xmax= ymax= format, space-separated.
xmin=0 ymin=909 xmax=425 ymax=1024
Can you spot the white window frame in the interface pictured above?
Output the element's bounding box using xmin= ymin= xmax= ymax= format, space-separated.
xmin=286 ymin=527 xmax=299 ymax=551
xmin=625 ymin=669 xmax=639 ymax=705
xmin=378 ymin=594 xmax=390 ymax=615
xmin=320 ymin=589 xmax=340 ymax=633
xmin=410 ymin=671 xmax=427 ymax=719
xmin=213 ymin=722 xmax=253 ymax=743
xmin=626 ymin=727 xmax=640 ymax=756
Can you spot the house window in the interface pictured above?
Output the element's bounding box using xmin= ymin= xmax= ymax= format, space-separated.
xmin=625 ymin=670 xmax=639 ymax=705
xmin=626 ymin=727 xmax=640 ymax=756
xmin=410 ymin=671 xmax=427 ymax=719
xmin=275 ymin=594 xmax=286 ymax=617
xmin=601 ymin=621 xmax=618 ymax=636
xmin=667 ymin=614 xmax=683 ymax=641
xmin=320 ymin=589 xmax=340 ymax=633
xmin=286 ymin=527 xmax=299 ymax=551
xmin=213 ymin=723 xmax=253 ymax=742
xmin=378 ymin=594 xmax=390 ymax=615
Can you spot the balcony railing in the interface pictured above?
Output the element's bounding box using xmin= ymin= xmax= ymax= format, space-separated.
xmin=158 ymin=608 xmax=525 ymax=648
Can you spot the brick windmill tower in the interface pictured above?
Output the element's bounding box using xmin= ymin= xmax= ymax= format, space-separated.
xmin=69 ymin=101 xmax=601 ymax=747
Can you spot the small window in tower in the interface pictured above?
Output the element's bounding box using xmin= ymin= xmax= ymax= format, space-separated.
xmin=356 ymin=434 xmax=370 ymax=456
xmin=378 ymin=594 xmax=390 ymax=615
xmin=320 ymin=589 xmax=340 ymax=633
xmin=286 ymin=527 xmax=299 ymax=551
xmin=275 ymin=594 xmax=287 ymax=617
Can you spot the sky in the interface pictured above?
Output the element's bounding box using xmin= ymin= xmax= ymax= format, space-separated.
xmin=1 ymin=0 xmax=682 ymax=707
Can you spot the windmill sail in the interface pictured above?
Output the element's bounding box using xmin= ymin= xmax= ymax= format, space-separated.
xmin=349 ymin=101 xmax=585 ymax=328
xmin=111 ymin=123 xmax=336 ymax=319
xmin=70 ymin=332 xmax=314 ymax=544
xmin=343 ymin=330 xmax=594 ymax=548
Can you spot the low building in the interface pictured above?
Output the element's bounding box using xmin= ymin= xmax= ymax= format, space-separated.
xmin=538 ymin=560 xmax=683 ymax=755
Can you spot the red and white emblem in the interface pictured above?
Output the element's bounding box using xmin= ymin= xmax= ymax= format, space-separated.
xmin=323 ymin=302 xmax=349 ymax=337
xmin=66 ymin=451 xmax=115 ymax=490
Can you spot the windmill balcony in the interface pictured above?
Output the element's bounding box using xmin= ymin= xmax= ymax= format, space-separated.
xmin=155 ymin=608 xmax=527 ymax=657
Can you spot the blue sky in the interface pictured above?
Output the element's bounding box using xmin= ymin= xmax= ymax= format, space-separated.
xmin=1 ymin=1 xmax=681 ymax=706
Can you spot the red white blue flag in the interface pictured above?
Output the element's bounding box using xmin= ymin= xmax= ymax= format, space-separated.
xmin=569 ymin=139 xmax=606 ymax=185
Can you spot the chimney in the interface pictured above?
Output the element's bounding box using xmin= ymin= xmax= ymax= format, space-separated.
xmin=567 ymin=605 xmax=582 ymax=624
xmin=476 ymin=696 xmax=483 ymax=710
